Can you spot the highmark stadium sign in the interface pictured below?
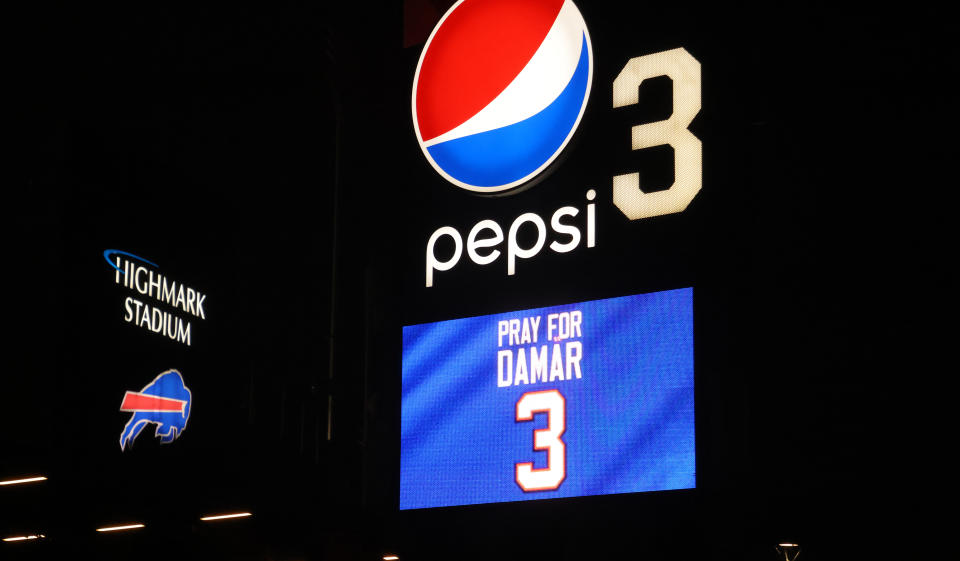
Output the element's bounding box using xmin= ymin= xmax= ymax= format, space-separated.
xmin=104 ymin=249 xmax=208 ymax=346
xmin=414 ymin=0 xmax=703 ymax=287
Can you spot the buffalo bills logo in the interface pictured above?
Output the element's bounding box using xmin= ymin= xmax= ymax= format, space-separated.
xmin=412 ymin=0 xmax=593 ymax=193
xmin=119 ymin=370 xmax=192 ymax=451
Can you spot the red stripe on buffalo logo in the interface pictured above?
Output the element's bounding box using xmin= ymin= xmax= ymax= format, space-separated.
xmin=119 ymin=392 xmax=186 ymax=413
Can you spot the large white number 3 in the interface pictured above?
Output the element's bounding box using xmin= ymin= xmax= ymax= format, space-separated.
xmin=515 ymin=389 xmax=566 ymax=492
xmin=612 ymin=48 xmax=702 ymax=220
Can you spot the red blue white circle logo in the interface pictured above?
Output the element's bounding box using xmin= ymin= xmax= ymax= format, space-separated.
xmin=412 ymin=0 xmax=593 ymax=193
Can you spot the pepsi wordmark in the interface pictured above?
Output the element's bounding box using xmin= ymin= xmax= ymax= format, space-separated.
xmin=400 ymin=288 xmax=695 ymax=509
xmin=414 ymin=0 xmax=703 ymax=287
xmin=105 ymin=250 xmax=208 ymax=346
xmin=426 ymin=189 xmax=596 ymax=287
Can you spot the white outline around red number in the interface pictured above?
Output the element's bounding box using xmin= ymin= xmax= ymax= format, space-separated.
xmin=514 ymin=389 xmax=566 ymax=492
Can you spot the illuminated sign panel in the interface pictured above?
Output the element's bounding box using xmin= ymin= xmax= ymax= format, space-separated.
xmin=101 ymin=249 xmax=204 ymax=452
xmin=400 ymin=287 xmax=694 ymax=510
xmin=399 ymin=0 xmax=705 ymax=514
xmin=415 ymin=32 xmax=703 ymax=285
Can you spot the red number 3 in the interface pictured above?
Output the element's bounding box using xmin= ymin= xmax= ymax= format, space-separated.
xmin=515 ymin=389 xmax=566 ymax=492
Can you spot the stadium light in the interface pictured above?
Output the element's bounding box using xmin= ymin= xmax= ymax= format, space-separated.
xmin=383 ymin=555 xmax=400 ymax=560
xmin=0 ymin=476 xmax=48 ymax=486
xmin=3 ymin=534 xmax=45 ymax=542
xmin=199 ymin=512 xmax=252 ymax=521
xmin=96 ymin=524 xmax=145 ymax=532
xmin=776 ymin=543 xmax=801 ymax=561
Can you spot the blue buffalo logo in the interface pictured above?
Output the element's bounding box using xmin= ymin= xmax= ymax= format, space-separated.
xmin=119 ymin=370 xmax=192 ymax=451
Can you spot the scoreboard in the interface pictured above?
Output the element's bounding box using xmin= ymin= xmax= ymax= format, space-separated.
xmin=378 ymin=0 xmax=711 ymax=516
xmin=400 ymin=287 xmax=694 ymax=509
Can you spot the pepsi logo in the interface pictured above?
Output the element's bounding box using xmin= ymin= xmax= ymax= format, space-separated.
xmin=413 ymin=0 xmax=593 ymax=194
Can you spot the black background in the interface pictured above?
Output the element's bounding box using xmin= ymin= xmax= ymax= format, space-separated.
xmin=5 ymin=1 xmax=949 ymax=560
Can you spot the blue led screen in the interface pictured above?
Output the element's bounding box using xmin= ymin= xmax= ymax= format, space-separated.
xmin=400 ymin=287 xmax=695 ymax=510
